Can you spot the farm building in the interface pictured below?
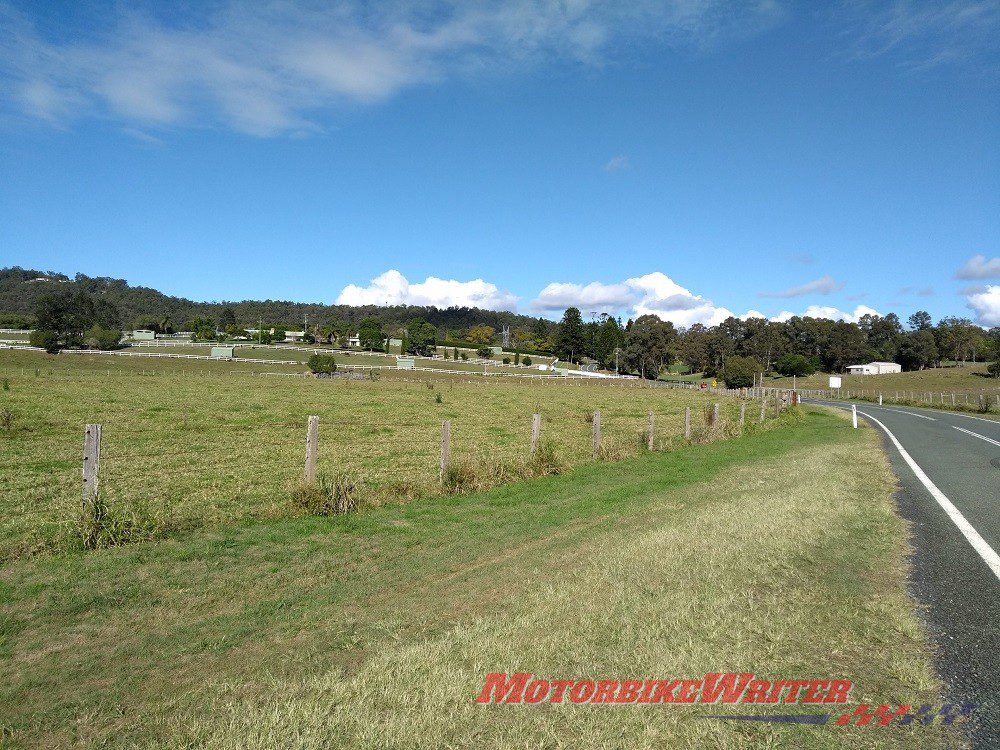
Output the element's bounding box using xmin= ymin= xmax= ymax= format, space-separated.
xmin=131 ymin=329 xmax=156 ymax=341
xmin=846 ymin=361 xmax=902 ymax=375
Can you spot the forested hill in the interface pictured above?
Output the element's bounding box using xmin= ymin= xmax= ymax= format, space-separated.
xmin=0 ymin=267 xmax=549 ymax=333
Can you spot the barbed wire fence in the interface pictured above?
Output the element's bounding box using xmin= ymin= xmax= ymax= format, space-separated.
xmin=0 ymin=390 xmax=798 ymax=559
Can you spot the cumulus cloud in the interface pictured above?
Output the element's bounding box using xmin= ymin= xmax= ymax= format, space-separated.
xmin=531 ymin=271 xmax=754 ymax=327
xmin=965 ymin=285 xmax=1000 ymax=326
xmin=758 ymin=275 xmax=843 ymax=299
xmin=336 ymin=270 xmax=517 ymax=311
xmin=769 ymin=304 xmax=880 ymax=324
xmin=955 ymin=254 xmax=1000 ymax=280
xmin=531 ymin=281 xmax=635 ymax=315
xmin=0 ymin=1 xmax=787 ymax=136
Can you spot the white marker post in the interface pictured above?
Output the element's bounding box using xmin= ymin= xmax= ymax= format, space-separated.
xmin=851 ymin=404 xmax=858 ymax=429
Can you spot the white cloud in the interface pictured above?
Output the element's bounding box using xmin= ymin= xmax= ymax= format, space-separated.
xmin=531 ymin=271 xmax=761 ymax=328
xmin=966 ymin=285 xmax=1000 ymax=326
xmin=769 ymin=304 xmax=881 ymax=323
xmin=741 ymin=310 xmax=766 ymax=320
xmin=955 ymin=254 xmax=1000 ymax=280
xmin=0 ymin=1 xmax=787 ymax=136
xmin=336 ymin=270 xmax=517 ymax=311
xmin=531 ymin=281 xmax=635 ymax=315
xmin=759 ymin=274 xmax=843 ymax=298
xmin=603 ymin=155 xmax=629 ymax=172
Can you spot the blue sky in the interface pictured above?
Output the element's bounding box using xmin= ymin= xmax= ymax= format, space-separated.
xmin=1 ymin=1 xmax=998 ymax=326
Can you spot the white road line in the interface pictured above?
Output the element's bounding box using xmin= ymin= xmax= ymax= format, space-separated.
xmin=858 ymin=410 xmax=1000 ymax=581
xmin=874 ymin=407 xmax=936 ymax=421
xmin=952 ymin=425 xmax=1000 ymax=447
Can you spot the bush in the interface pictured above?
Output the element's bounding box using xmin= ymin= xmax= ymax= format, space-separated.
xmin=477 ymin=346 xmax=492 ymax=358
xmin=721 ymin=356 xmax=761 ymax=389
xmin=523 ymin=356 xmax=532 ymax=366
xmin=502 ymin=357 xmax=511 ymax=364
xmin=988 ymin=360 xmax=1000 ymax=378
xmin=307 ymin=353 xmax=338 ymax=375
xmin=29 ymin=329 xmax=60 ymax=353
xmin=84 ymin=325 xmax=122 ymax=350
xmin=775 ymin=353 xmax=816 ymax=377
xmin=460 ymin=352 xmax=468 ymax=361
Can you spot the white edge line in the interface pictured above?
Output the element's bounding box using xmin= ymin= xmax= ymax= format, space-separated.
xmin=952 ymin=425 xmax=1000 ymax=448
xmin=858 ymin=410 xmax=1000 ymax=581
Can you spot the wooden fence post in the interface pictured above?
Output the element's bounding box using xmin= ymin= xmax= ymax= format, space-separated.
xmin=759 ymin=399 xmax=766 ymax=424
xmin=440 ymin=420 xmax=451 ymax=482
xmin=592 ymin=410 xmax=601 ymax=457
xmin=82 ymin=423 xmax=102 ymax=517
xmin=684 ymin=407 xmax=691 ymax=440
xmin=647 ymin=411 xmax=655 ymax=450
xmin=739 ymin=402 xmax=745 ymax=427
xmin=304 ymin=415 xmax=319 ymax=483
xmin=712 ymin=403 xmax=719 ymax=426
xmin=530 ymin=413 xmax=541 ymax=454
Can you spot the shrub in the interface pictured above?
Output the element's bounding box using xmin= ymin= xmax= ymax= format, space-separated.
xmin=523 ymin=357 xmax=532 ymax=366
xmin=721 ymin=356 xmax=761 ymax=389
xmin=502 ymin=357 xmax=511 ymax=365
xmin=0 ymin=407 xmax=15 ymax=432
xmin=29 ymin=329 xmax=60 ymax=353
xmin=2 ymin=377 xmax=9 ymax=391
xmin=292 ymin=473 xmax=359 ymax=515
xmin=988 ymin=360 xmax=1000 ymax=378
xmin=477 ymin=346 xmax=492 ymax=358
xmin=307 ymin=353 xmax=338 ymax=375
xmin=435 ymin=392 xmax=443 ymax=404
xmin=83 ymin=325 xmax=122 ymax=350
xmin=460 ymin=352 xmax=468 ymax=361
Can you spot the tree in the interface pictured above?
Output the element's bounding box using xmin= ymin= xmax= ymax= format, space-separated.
xmin=907 ymin=310 xmax=932 ymax=331
xmin=406 ymin=318 xmax=437 ymax=356
xmin=823 ymin=322 xmax=871 ymax=372
xmin=622 ymin=315 xmax=676 ymax=379
xmin=34 ymin=290 xmax=121 ymax=350
xmin=466 ymin=325 xmax=495 ymax=345
xmin=721 ymin=356 xmax=762 ymax=389
xmin=357 ymin=318 xmax=384 ymax=350
xmin=476 ymin=346 xmax=492 ymax=358
xmin=29 ymin=329 xmax=60 ymax=353
xmin=987 ymin=360 xmax=1000 ymax=378
xmin=219 ymin=307 xmax=237 ymax=330
xmin=774 ymin=353 xmax=815 ymax=377
xmin=897 ymin=330 xmax=938 ymax=371
xmin=592 ymin=314 xmax=624 ymax=369
xmin=555 ymin=307 xmax=585 ymax=362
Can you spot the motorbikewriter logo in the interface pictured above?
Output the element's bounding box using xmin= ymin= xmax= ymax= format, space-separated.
xmin=476 ymin=672 xmax=974 ymax=727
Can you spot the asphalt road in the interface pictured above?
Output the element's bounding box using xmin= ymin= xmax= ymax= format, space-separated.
xmin=805 ymin=398 xmax=999 ymax=746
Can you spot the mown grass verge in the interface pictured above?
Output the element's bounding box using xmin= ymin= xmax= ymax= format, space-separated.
xmin=0 ymin=407 xmax=957 ymax=749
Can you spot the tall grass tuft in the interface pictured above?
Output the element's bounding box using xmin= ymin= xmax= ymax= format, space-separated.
xmin=292 ymin=473 xmax=360 ymax=516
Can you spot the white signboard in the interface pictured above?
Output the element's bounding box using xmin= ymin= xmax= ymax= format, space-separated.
xmin=829 ymin=376 xmax=842 ymax=389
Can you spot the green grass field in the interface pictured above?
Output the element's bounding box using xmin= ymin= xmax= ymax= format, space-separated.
xmin=1 ymin=350 xmax=743 ymax=561
xmin=769 ymin=363 xmax=998 ymax=396
xmin=0 ymin=402 xmax=955 ymax=749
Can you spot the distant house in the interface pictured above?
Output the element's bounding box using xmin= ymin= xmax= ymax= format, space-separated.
xmin=131 ymin=330 xmax=156 ymax=341
xmin=284 ymin=331 xmax=306 ymax=342
xmin=846 ymin=361 xmax=902 ymax=375
xmin=346 ymin=334 xmax=361 ymax=347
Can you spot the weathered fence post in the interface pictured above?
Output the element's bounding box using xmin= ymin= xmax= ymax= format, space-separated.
xmin=684 ymin=407 xmax=691 ymax=440
xmin=739 ymin=402 xmax=745 ymax=427
xmin=439 ymin=420 xmax=451 ymax=482
xmin=759 ymin=399 xmax=766 ymax=424
xmin=304 ymin=415 xmax=319 ymax=483
xmin=712 ymin=403 xmax=720 ymax=427
xmin=592 ymin=410 xmax=601 ymax=457
xmin=82 ymin=423 xmax=102 ymax=517
xmin=647 ymin=411 xmax=655 ymax=450
xmin=878 ymin=393 xmax=882 ymax=405
xmin=530 ymin=413 xmax=541 ymax=454
xmin=852 ymin=404 xmax=858 ymax=429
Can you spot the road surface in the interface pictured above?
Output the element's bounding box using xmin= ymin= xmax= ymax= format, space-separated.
xmin=805 ymin=398 xmax=999 ymax=747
